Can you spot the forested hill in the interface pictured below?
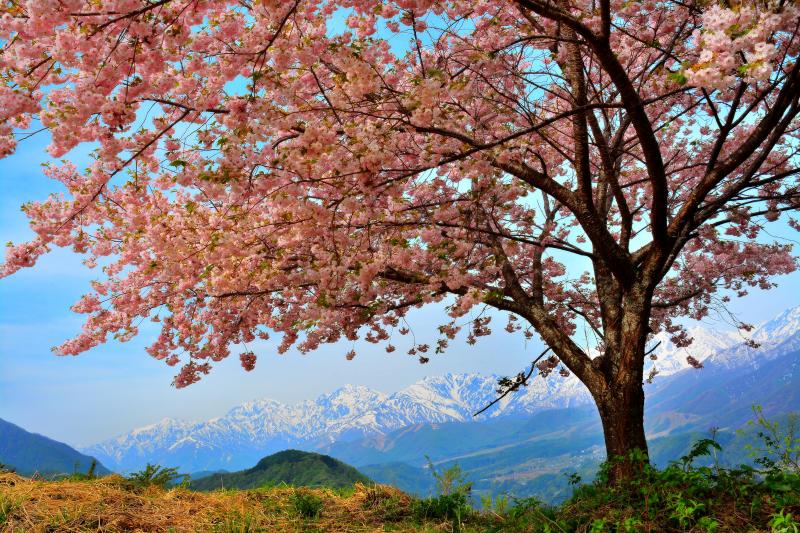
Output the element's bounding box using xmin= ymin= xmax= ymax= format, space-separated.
xmin=190 ymin=450 xmax=370 ymax=491
xmin=0 ymin=418 xmax=110 ymax=477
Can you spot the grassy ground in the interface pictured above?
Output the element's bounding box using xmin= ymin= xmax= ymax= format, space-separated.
xmin=0 ymin=472 xmax=506 ymax=532
xmin=2 ymin=458 xmax=799 ymax=532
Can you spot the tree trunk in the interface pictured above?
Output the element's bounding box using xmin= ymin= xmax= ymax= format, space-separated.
xmin=591 ymin=291 xmax=652 ymax=484
xmin=595 ymin=379 xmax=649 ymax=483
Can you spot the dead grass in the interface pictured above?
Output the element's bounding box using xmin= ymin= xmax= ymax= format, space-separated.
xmin=0 ymin=472 xmax=464 ymax=532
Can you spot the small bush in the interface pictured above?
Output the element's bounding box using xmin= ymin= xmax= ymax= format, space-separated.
xmin=426 ymin=456 xmax=472 ymax=496
xmin=534 ymin=420 xmax=799 ymax=531
xmin=500 ymin=496 xmax=564 ymax=532
xmin=770 ymin=509 xmax=800 ymax=533
xmin=412 ymin=492 xmax=470 ymax=522
xmin=62 ymin=459 xmax=99 ymax=481
xmin=126 ymin=464 xmax=187 ymax=489
xmin=482 ymin=409 xmax=800 ymax=532
xmin=743 ymin=405 xmax=800 ymax=472
xmin=290 ymin=490 xmax=323 ymax=519
xmin=413 ymin=457 xmax=474 ymax=526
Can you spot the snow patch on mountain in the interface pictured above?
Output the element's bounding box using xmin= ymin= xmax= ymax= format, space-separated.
xmin=708 ymin=305 xmax=800 ymax=369
xmin=752 ymin=306 xmax=800 ymax=344
xmin=646 ymin=326 xmax=741 ymax=376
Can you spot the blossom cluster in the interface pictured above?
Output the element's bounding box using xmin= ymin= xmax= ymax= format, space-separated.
xmin=686 ymin=3 xmax=799 ymax=90
xmin=0 ymin=0 xmax=796 ymax=388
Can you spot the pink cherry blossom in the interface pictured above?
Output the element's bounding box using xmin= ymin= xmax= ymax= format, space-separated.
xmin=1 ymin=0 xmax=798 ymax=481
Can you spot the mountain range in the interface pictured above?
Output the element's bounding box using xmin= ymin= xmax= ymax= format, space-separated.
xmin=84 ymin=366 xmax=591 ymax=473
xmin=84 ymin=305 xmax=800 ymax=477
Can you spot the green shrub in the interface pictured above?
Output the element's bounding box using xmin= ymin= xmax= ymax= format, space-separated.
xmin=500 ymin=496 xmax=565 ymax=532
xmin=412 ymin=457 xmax=474 ymax=526
xmin=425 ymin=456 xmax=472 ymax=497
xmin=50 ymin=459 xmax=101 ymax=482
xmin=411 ymin=492 xmax=470 ymax=522
xmin=126 ymin=464 xmax=187 ymax=489
xmin=479 ymin=492 xmax=509 ymax=515
xmin=290 ymin=490 xmax=323 ymax=519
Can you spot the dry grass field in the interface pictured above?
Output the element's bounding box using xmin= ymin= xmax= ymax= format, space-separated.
xmin=0 ymin=472 xmax=473 ymax=532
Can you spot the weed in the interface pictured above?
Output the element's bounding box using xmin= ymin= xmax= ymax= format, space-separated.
xmin=743 ymin=405 xmax=800 ymax=472
xmin=0 ymin=494 xmax=17 ymax=526
xmin=620 ymin=516 xmax=643 ymax=532
xmin=413 ymin=458 xmax=474 ymax=527
xmin=53 ymin=459 xmax=101 ymax=482
xmin=771 ymin=510 xmax=800 ymax=533
xmin=479 ymin=492 xmax=509 ymax=515
xmin=411 ymin=492 xmax=470 ymax=522
xmin=589 ymin=518 xmax=608 ymax=532
xmin=534 ymin=411 xmax=800 ymax=532
xmin=360 ymin=484 xmax=407 ymax=521
xmin=502 ymin=496 xmax=566 ymax=532
xmin=213 ymin=512 xmax=259 ymax=533
xmin=697 ymin=515 xmax=720 ymax=531
xmin=668 ymin=495 xmax=704 ymax=528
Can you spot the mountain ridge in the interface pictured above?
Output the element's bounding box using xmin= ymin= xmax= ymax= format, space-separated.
xmin=84 ymin=305 xmax=800 ymax=473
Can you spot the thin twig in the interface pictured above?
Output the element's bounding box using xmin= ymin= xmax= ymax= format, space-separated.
xmin=473 ymin=347 xmax=552 ymax=417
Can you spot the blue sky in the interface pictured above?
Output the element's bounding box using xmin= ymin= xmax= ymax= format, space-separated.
xmin=1 ymin=130 xmax=798 ymax=448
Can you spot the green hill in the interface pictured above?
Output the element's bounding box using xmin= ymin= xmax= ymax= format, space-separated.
xmin=190 ymin=450 xmax=370 ymax=491
xmin=0 ymin=418 xmax=111 ymax=478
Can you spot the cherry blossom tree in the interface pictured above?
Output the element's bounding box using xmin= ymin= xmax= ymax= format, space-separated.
xmin=1 ymin=0 xmax=799 ymax=481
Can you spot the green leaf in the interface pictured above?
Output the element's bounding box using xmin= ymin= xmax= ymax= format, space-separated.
xmin=668 ymin=71 xmax=688 ymax=85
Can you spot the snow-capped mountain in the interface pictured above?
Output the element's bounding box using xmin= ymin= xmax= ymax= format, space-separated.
xmin=753 ymin=305 xmax=800 ymax=343
xmin=84 ymin=373 xmax=592 ymax=472
xmin=84 ymin=305 xmax=800 ymax=473
xmin=706 ymin=306 xmax=800 ymax=369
